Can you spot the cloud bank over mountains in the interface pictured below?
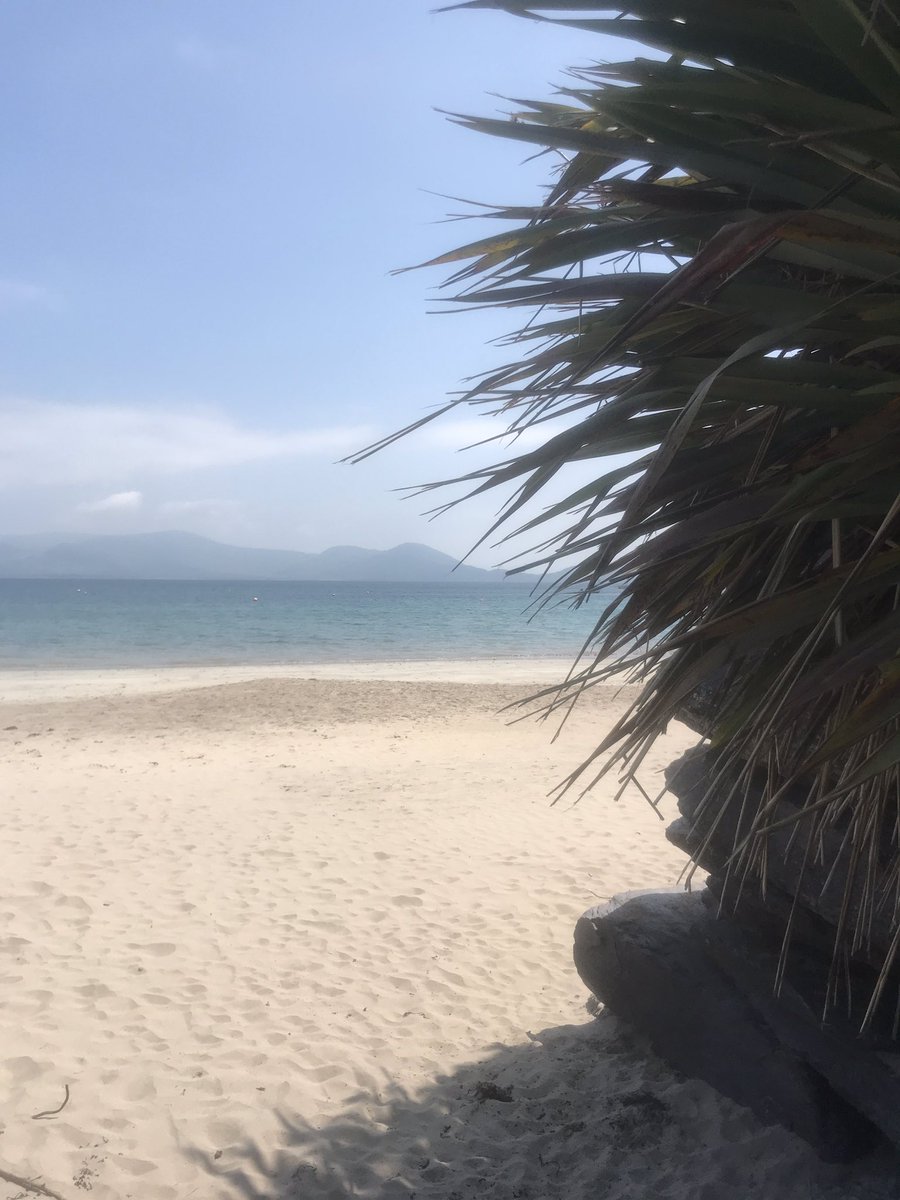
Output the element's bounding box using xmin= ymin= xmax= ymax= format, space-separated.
xmin=0 ymin=530 xmax=515 ymax=583
xmin=0 ymin=398 xmax=372 ymax=489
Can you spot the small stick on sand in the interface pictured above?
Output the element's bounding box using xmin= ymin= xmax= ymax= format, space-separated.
xmin=31 ymin=1085 xmax=70 ymax=1121
xmin=0 ymin=1165 xmax=69 ymax=1200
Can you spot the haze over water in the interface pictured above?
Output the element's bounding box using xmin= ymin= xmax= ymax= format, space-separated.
xmin=0 ymin=579 xmax=605 ymax=669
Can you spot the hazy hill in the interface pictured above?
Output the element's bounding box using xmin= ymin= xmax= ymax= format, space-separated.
xmin=0 ymin=531 xmax=515 ymax=583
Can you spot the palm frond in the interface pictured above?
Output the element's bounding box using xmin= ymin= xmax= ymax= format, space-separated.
xmin=367 ymin=0 xmax=900 ymax=1024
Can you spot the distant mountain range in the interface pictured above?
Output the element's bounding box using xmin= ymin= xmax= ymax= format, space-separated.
xmin=0 ymin=531 xmax=521 ymax=583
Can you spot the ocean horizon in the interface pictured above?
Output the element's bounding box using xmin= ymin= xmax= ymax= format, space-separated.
xmin=0 ymin=578 xmax=605 ymax=670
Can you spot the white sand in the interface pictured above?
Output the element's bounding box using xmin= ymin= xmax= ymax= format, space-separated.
xmin=1 ymin=664 xmax=896 ymax=1199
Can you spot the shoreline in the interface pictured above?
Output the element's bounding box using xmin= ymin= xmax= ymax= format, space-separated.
xmin=0 ymin=655 xmax=588 ymax=704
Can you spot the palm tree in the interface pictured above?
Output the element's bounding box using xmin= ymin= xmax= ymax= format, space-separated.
xmin=357 ymin=0 xmax=900 ymax=1029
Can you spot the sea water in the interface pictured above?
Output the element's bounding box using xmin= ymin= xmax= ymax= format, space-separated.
xmin=0 ymin=579 xmax=608 ymax=669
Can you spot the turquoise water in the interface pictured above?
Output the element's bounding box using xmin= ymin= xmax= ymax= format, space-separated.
xmin=0 ymin=579 xmax=605 ymax=669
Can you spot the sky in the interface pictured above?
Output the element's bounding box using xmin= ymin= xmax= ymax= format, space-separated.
xmin=0 ymin=3 xmax=631 ymax=567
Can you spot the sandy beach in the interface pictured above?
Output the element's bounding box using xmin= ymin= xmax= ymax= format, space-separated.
xmin=1 ymin=662 xmax=897 ymax=1199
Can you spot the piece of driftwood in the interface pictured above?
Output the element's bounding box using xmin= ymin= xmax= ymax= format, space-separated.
xmin=574 ymin=891 xmax=884 ymax=1161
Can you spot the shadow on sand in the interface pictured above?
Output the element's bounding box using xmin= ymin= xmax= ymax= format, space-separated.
xmin=180 ymin=1008 xmax=900 ymax=1200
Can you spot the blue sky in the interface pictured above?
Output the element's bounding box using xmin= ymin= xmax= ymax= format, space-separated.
xmin=1 ymin=3 xmax=628 ymax=565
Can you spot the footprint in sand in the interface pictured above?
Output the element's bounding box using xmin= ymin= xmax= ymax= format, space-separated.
xmin=122 ymin=1076 xmax=157 ymax=1101
xmin=3 ymin=1055 xmax=45 ymax=1082
xmin=115 ymin=1157 xmax=157 ymax=1177
xmin=139 ymin=943 xmax=177 ymax=956
xmin=55 ymin=894 xmax=92 ymax=911
xmin=0 ymin=936 xmax=31 ymax=955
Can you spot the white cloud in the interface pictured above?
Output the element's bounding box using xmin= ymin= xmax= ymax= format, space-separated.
xmin=78 ymin=490 xmax=143 ymax=513
xmin=0 ymin=398 xmax=373 ymax=489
